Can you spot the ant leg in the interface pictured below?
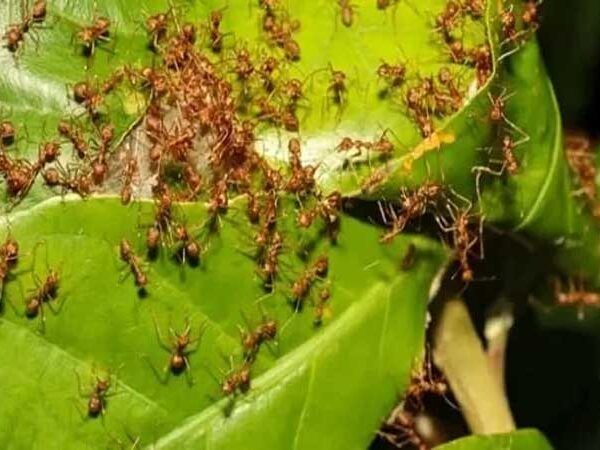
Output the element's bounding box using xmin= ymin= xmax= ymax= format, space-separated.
xmin=141 ymin=355 xmax=170 ymax=385
xmin=183 ymin=356 xmax=195 ymax=386
xmin=152 ymin=314 xmax=172 ymax=352
xmin=72 ymin=398 xmax=90 ymax=421
xmin=74 ymin=369 xmax=90 ymax=398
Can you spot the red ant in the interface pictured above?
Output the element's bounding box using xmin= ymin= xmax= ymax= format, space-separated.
xmin=522 ymin=1 xmax=541 ymax=30
xmin=120 ymin=157 xmax=137 ymax=205
xmin=148 ymin=316 xmax=205 ymax=385
xmin=313 ymin=287 xmax=331 ymax=326
xmin=258 ymin=56 xmax=279 ymax=92
xmin=327 ymin=66 xmax=347 ymax=106
xmin=238 ymin=314 xmax=277 ymax=361
xmin=72 ymin=81 xmax=103 ymax=117
xmin=221 ymin=359 xmax=252 ymax=396
xmin=471 ymin=44 xmax=492 ymax=86
xmin=145 ymin=11 xmax=170 ymax=51
xmin=565 ymin=133 xmax=596 ymax=207
xmin=24 ymin=269 xmax=62 ymax=331
xmin=437 ymin=200 xmax=482 ymax=283
xmin=377 ymin=61 xmax=406 ymax=89
xmin=1 ymin=120 xmax=17 ymax=146
xmin=207 ymin=9 xmax=226 ymax=52
xmin=290 ymin=255 xmax=329 ymax=310
xmin=462 ymin=0 xmax=484 ymax=19
xmin=378 ymin=410 xmax=429 ymax=450
xmin=379 ymin=183 xmax=444 ymax=243
xmin=75 ymin=367 xmax=117 ymax=419
xmin=0 ymin=237 xmax=19 ymax=303
xmin=297 ymin=191 xmax=343 ymax=230
xmin=554 ymin=277 xmax=600 ymax=308
xmin=337 ymin=0 xmax=356 ymax=27
xmin=404 ymin=354 xmax=450 ymax=411
xmin=173 ymin=224 xmax=202 ymax=266
xmin=76 ymin=14 xmax=112 ymax=61
xmin=57 ymin=119 xmax=89 ymax=159
xmin=434 ymin=0 xmax=463 ymax=42
xmin=552 ymin=277 xmax=600 ymax=320
xmin=119 ymin=239 xmax=148 ymax=289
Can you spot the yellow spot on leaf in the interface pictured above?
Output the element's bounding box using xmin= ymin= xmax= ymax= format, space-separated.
xmin=402 ymin=131 xmax=456 ymax=171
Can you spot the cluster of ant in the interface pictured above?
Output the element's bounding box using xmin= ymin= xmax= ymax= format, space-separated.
xmin=433 ymin=1 xmax=492 ymax=87
xmin=401 ymin=68 xmax=468 ymax=138
xmin=2 ymin=0 xmax=46 ymax=53
xmin=258 ymin=0 xmax=301 ymax=61
xmin=377 ymin=353 xmax=452 ymax=450
xmin=379 ymin=182 xmax=480 ymax=283
xmin=498 ymin=0 xmax=541 ymax=58
xmin=0 ymin=236 xmax=63 ymax=333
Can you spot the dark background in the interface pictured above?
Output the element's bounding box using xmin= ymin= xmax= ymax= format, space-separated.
xmin=508 ymin=2 xmax=600 ymax=448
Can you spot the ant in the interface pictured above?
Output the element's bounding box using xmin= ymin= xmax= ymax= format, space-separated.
xmin=379 ymin=183 xmax=444 ymax=243
xmin=233 ymin=47 xmax=255 ymax=81
xmin=360 ymin=168 xmax=386 ymax=194
xmin=173 ymin=224 xmax=201 ymax=266
xmin=76 ymin=14 xmax=111 ymax=61
xmin=487 ymin=89 xmax=516 ymax=124
xmin=553 ymin=277 xmax=600 ymax=312
xmin=471 ymin=44 xmax=492 ymax=86
xmin=72 ymin=81 xmax=103 ymax=117
xmin=239 ymin=314 xmax=277 ymax=361
xmin=378 ymin=410 xmax=429 ymax=450
xmin=75 ymin=368 xmax=116 ymax=419
xmin=500 ymin=134 xmax=520 ymax=175
xmin=522 ymin=0 xmax=541 ymax=30
xmin=258 ymin=56 xmax=279 ymax=92
xmin=327 ymin=66 xmax=347 ymax=106
xmin=405 ymin=356 xmax=450 ymax=411
xmin=57 ymin=119 xmax=89 ymax=159
xmin=258 ymin=230 xmax=284 ymax=289
xmin=0 ymin=237 xmax=19 ymax=302
xmin=434 ymin=0 xmax=463 ymax=42
xmin=377 ymin=61 xmax=406 ymax=89
xmin=145 ymin=11 xmax=169 ymax=51
xmin=207 ymin=9 xmax=225 ymax=52
xmin=337 ymin=0 xmax=356 ymax=28
xmin=472 ymin=133 xmax=527 ymax=188
xmin=119 ymin=239 xmax=148 ymax=289
xmin=437 ymin=200 xmax=482 ymax=283
xmin=25 ymin=269 xmax=62 ymax=331
xmin=148 ymin=317 xmax=205 ymax=385
xmin=290 ymin=255 xmax=329 ymax=310
xmin=297 ymin=191 xmax=343 ymax=230
xmin=120 ymin=157 xmax=137 ymax=205
xmin=445 ymin=38 xmax=466 ymax=64
xmin=462 ymin=0 xmax=484 ymax=19
xmin=565 ymin=133 xmax=596 ymax=205
xmin=313 ymin=287 xmax=331 ymax=326
xmin=1 ymin=120 xmax=16 ymax=146
xmin=221 ymin=359 xmax=252 ymax=396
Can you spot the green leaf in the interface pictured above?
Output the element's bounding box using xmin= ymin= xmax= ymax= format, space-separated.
xmin=0 ymin=196 xmax=447 ymax=449
xmin=434 ymin=429 xmax=553 ymax=450
xmin=479 ymin=37 xmax=600 ymax=284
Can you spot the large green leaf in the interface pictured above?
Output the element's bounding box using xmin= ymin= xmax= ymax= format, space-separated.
xmin=0 ymin=196 xmax=447 ymax=449
xmin=434 ymin=429 xmax=553 ymax=450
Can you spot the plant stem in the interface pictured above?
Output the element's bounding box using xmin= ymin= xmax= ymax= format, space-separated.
xmin=432 ymin=298 xmax=515 ymax=434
